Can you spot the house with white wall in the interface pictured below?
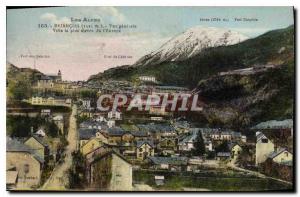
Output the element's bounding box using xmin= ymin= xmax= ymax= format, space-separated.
xmin=256 ymin=132 xmax=274 ymax=165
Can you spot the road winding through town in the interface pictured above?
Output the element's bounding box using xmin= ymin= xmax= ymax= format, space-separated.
xmin=227 ymin=163 xmax=292 ymax=185
xmin=41 ymin=105 xmax=78 ymax=190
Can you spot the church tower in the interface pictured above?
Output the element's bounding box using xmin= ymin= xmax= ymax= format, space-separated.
xmin=57 ymin=70 xmax=62 ymax=81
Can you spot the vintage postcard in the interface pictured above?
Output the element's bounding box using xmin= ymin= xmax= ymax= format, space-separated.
xmin=6 ymin=6 xmax=294 ymax=191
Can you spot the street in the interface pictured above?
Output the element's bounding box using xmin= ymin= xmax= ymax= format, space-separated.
xmin=41 ymin=105 xmax=78 ymax=190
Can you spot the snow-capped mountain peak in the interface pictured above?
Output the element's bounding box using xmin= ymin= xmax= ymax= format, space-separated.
xmin=134 ymin=26 xmax=249 ymax=66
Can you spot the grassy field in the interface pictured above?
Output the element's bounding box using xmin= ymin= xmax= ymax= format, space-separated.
xmin=133 ymin=170 xmax=293 ymax=191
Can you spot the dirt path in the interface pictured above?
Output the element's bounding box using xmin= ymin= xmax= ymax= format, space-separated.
xmin=40 ymin=105 xmax=78 ymax=190
xmin=227 ymin=163 xmax=292 ymax=185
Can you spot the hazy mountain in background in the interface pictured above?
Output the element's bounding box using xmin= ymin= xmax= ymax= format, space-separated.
xmin=88 ymin=25 xmax=294 ymax=89
xmin=134 ymin=26 xmax=248 ymax=66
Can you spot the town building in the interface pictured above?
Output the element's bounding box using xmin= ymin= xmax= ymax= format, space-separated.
xmin=80 ymin=138 xmax=104 ymax=156
xmin=262 ymin=148 xmax=293 ymax=182
xmin=24 ymin=135 xmax=49 ymax=162
xmin=107 ymin=110 xmax=122 ymax=120
xmin=105 ymin=127 xmax=125 ymax=145
xmin=154 ymin=176 xmax=165 ymax=186
xmin=255 ymin=132 xmax=275 ymax=165
xmin=35 ymin=129 xmax=46 ymax=137
xmin=95 ymin=131 xmax=109 ymax=144
xmin=205 ymin=141 xmax=213 ymax=151
xmin=178 ymin=129 xmax=198 ymax=151
xmin=251 ymin=119 xmax=293 ymax=130
xmin=107 ymin=120 xmax=115 ymax=128
xmin=132 ymin=131 xmax=150 ymax=141
xmin=268 ymin=148 xmax=293 ymax=164
xmin=153 ymin=86 xmax=189 ymax=94
xmin=216 ymin=152 xmax=231 ymax=161
xmin=150 ymin=117 xmax=163 ymax=121
xmin=80 ymin=99 xmax=91 ymax=109
xmin=94 ymin=115 xmax=106 ymax=122
xmin=149 ymin=106 xmax=168 ymax=116
xmin=158 ymin=138 xmax=177 ymax=155
xmin=137 ymin=124 xmax=176 ymax=141
xmin=172 ymin=120 xmax=190 ymax=134
xmin=86 ymin=149 xmax=133 ymax=191
xmin=79 ymin=128 xmax=98 ymax=148
xmin=241 ymin=135 xmax=247 ymax=143
xmin=210 ymin=131 xmax=232 ymax=141
xmin=30 ymin=96 xmax=72 ymax=107
xmin=138 ymin=76 xmax=156 ymax=83
xmin=41 ymin=109 xmax=51 ymax=117
xmin=122 ymin=132 xmax=135 ymax=144
xmin=53 ymin=115 xmax=64 ymax=134
xmin=37 ymin=76 xmax=54 ymax=89
xmin=37 ymin=70 xmax=62 ymax=88
xmin=251 ymin=119 xmax=293 ymax=140
xmin=136 ymin=141 xmax=155 ymax=160
xmin=6 ymin=138 xmax=43 ymax=189
xmin=229 ymin=143 xmax=243 ymax=163
xmin=80 ymin=120 xmax=107 ymax=130
xmin=79 ymin=109 xmax=98 ymax=118
xmin=6 ymin=171 xmax=18 ymax=190
xmin=147 ymin=156 xmax=188 ymax=171
xmin=200 ymin=128 xmax=245 ymax=143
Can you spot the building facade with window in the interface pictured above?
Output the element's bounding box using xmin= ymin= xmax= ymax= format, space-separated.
xmin=6 ymin=138 xmax=43 ymax=189
xmin=256 ymin=132 xmax=275 ymax=165
xmin=136 ymin=141 xmax=154 ymax=160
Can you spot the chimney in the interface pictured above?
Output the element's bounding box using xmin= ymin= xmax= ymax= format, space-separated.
xmin=30 ymin=126 xmax=34 ymax=136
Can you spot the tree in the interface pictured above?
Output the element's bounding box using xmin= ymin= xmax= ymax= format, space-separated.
xmin=215 ymin=140 xmax=229 ymax=153
xmin=7 ymin=115 xmax=61 ymax=138
xmin=236 ymin=145 xmax=254 ymax=168
xmin=7 ymin=115 xmax=32 ymax=137
xmin=192 ymin=132 xmax=206 ymax=156
xmin=80 ymin=90 xmax=97 ymax=99
xmin=68 ymin=151 xmax=86 ymax=189
xmin=8 ymin=75 xmax=32 ymax=101
xmin=47 ymin=122 xmax=59 ymax=137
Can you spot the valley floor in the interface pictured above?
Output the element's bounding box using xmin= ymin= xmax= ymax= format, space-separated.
xmin=133 ymin=169 xmax=293 ymax=191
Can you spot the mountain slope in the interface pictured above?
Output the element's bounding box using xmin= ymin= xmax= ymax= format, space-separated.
xmin=191 ymin=62 xmax=294 ymax=129
xmin=6 ymin=62 xmax=45 ymax=82
xmin=134 ymin=26 xmax=248 ymax=66
xmin=88 ymin=25 xmax=294 ymax=88
xmin=6 ymin=62 xmax=45 ymax=102
xmin=88 ymin=25 xmax=294 ymax=128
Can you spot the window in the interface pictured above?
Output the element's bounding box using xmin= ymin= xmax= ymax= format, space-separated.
xmin=90 ymin=143 xmax=95 ymax=150
xmin=285 ymin=152 xmax=288 ymax=157
xmin=139 ymin=148 xmax=143 ymax=152
xmin=24 ymin=164 xmax=30 ymax=173
xmin=261 ymin=138 xmax=268 ymax=143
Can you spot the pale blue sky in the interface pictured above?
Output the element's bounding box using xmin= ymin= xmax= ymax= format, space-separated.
xmin=7 ymin=7 xmax=294 ymax=81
